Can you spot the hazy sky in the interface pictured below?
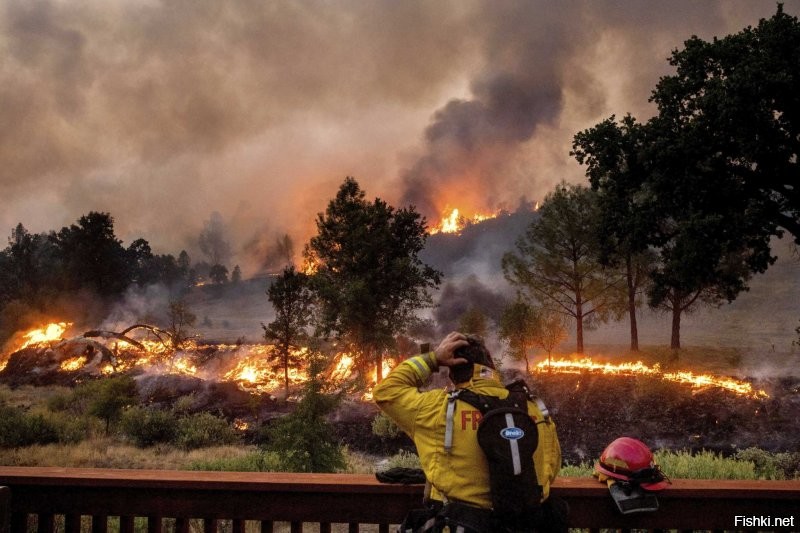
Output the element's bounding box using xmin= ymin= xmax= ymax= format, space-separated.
xmin=1 ymin=0 xmax=796 ymax=274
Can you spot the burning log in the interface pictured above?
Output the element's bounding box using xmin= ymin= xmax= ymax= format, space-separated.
xmin=82 ymin=330 xmax=145 ymax=351
xmin=120 ymin=324 xmax=174 ymax=349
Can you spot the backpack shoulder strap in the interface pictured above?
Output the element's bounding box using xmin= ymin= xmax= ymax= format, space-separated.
xmin=444 ymin=389 xmax=504 ymax=453
xmin=505 ymin=379 xmax=552 ymax=422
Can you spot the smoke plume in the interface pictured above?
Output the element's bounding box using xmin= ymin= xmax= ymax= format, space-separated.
xmin=0 ymin=0 xmax=785 ymax=271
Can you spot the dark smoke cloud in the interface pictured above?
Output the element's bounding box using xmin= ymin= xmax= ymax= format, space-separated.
xmin=433 ymin=274 xmax=511 ymax=336
xmin=0 ymin=0 xmax=789 ymax=272
xmin=400 ymin=1 xmax=781 ymax=220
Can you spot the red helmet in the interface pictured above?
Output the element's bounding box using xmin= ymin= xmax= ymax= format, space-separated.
xmin=595 ymin=437 xmax=670 ymax=491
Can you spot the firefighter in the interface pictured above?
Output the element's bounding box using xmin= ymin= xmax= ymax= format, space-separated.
xmin=374 ymin=332 xmax=565 ymax=532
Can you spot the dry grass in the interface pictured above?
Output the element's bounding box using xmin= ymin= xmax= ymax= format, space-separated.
xmin=0 ymin=383 xmax=71 ymax=409
xmin=0 ymin=438 xmax=258 ymax=470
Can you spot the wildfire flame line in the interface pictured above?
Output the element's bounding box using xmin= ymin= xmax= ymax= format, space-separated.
xmin=534 ymin=357 xmax=768 ymax=399
xmin=429 ymin=208 xmax=498 ymax=235
xmin=6 ymin=323 xmax=767 ymax=401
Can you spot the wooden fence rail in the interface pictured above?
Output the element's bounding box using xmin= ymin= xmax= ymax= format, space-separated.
xmin=0 ymin=467 xmax=798 ymax=532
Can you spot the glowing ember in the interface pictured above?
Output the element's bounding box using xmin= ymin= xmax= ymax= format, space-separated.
xmin=60 ymin=356 xmax=87 ymax=372
xmin=534 ymin=357 xmax=768 ymax=398
xmin=429 ymin=208 xmax=498 ymax=235
xmin=234 ymin=419 xmax=249 ymax=431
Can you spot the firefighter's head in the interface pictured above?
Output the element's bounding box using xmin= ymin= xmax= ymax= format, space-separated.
xmin=450 ymin=334 xmax=495 ymax=384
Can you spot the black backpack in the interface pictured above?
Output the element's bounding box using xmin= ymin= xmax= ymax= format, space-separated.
xmin=447 ymin=380 xmax=545 ymax=528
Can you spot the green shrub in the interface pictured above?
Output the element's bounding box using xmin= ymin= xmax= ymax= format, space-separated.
xmin=557 ymin=449 xmax=798 ymax=480
xmin=75 ymin=375 xmax=139 ymax=433
xmin=39 ymin=410 xmax=96 ymax=444
xmin=261 ymin=354 xmax=345 ymax=473
xmin=120 ymin=406 xmax=178 ymax=447
xmin=654 ymin=449 xmax=759 ymax=480
xmin=735 ymin=447 xmax=800 ymax=480
xmin=0 ymin=405 xmax=60 ymax=447
xmin=172 ymin=393 xmax=197 ymax=416
xmin=176 ymin=412 xmax=238 ymax=450
xmin=371 ymin=412 xmax=403 ymax=439
xmin=559 ymin=462 xmax=594 ymax=477
xmin=46 ymin=391 xmax=74 ymax=412
xmin=384 ymin=450 xmax=421 ymax=469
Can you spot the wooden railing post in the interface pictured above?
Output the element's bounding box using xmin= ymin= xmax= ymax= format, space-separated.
xmin=64 ymin=513 xmax=81 ymax=533
xmin=0 ymin=487 xmax=9 ymax=533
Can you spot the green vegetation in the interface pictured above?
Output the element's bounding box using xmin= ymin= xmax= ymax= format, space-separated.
xmin=260 ymin=355 xmax=346 ymax=473
xmin=175 ymin=412 xmax=238 ymax=450
xmin=188 ymin=451 xmax=281 ymax=472
xmin=1 ymin=377 xmax=798 ymax=480
xmin=562 ymin=449 xmax=800 ymax=480
xmin=371 ymin=412 xmax=403 ymax=439
xmin=570 ymin=6 xmax=800 ymax=350
xmin=263 ymin=265 xmax=314 ymax=400
xmin=502 ymin=182 xmax=625 ymax=354
xmin=305 ymin=176 xmax=441 ymax=382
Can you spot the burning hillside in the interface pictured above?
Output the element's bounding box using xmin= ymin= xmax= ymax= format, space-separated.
xmin=428 ymin=207 xmax=502 ymax=235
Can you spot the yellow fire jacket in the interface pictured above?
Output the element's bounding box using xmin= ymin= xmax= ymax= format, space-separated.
xmin=374 ymin=352 xmax=561 ymax=509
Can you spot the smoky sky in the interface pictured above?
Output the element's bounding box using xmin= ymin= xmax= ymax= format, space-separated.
xmin=0 ymin=0 xmax=792 ymax=274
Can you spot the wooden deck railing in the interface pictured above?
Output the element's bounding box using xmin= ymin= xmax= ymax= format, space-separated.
xmin=0 ymin=467 xmax=798 ymax=532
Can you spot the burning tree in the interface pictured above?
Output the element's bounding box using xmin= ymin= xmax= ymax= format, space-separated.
xmin=263 ymin=265 xmax=313 ymax=400
xmin=304 ymin=177 xmax=441 ymax=382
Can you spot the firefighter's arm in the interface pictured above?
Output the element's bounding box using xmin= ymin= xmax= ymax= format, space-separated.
xmin=374 ymin=332 xmax=469 ymax=436
xmin=373 ymin=351 xmax=439 ymax=436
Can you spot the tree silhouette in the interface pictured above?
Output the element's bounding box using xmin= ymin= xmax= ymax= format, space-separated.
xmin=305 ymin=177 xmax=440 ymax=382
xmin=263 ymin=266 xmax=313 ymax=400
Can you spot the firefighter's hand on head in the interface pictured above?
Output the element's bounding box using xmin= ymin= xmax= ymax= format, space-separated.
xmin=434 ymin=332 xmax=470 ymax=367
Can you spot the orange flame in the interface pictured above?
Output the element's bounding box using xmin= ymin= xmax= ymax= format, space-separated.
xmin=5 ymin=321 xmax=394 ymax=399
xmin=429 ymin=208 xmax=498 ymax=235
xmin=1 ymin=321 xmax=73 ymax=371
xmin=534 ymin=357 xmax=768 ymax=398
xmin=19 ymin=322 xmax=71 ymax=351
xmin=60 ymin=356 xmax=88 ymax=372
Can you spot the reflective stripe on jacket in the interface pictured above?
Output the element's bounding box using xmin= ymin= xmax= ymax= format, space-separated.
xmin=373 ymin=352 xmax=561 ymax=509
